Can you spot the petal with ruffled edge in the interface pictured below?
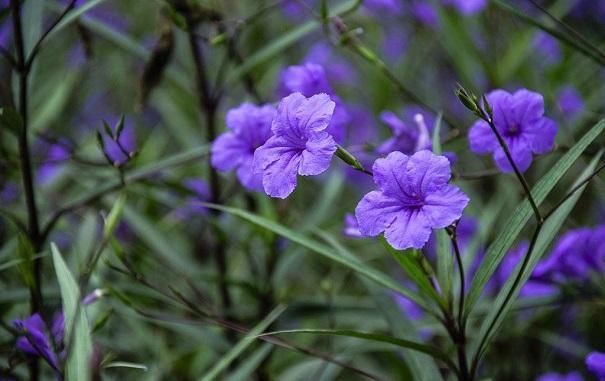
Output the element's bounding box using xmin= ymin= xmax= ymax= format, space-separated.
xmin=371 ymin=151 xmax=409 ymax=196
xmin=299 ymin=131 xmax=337 ymax=175
xmin=383 ymin=208 xmax=432 ymax=250
xmin=211 ymin=132 xmax=247 ymax=172
xmin=493 ymin=139 xmax=533 ymax=173
xmin=468 ymin=120 xmax=498 ymax=154
xmin=524 ymin=117 xmax=557 ymax=154
xmin=511 ymin=89 xmax=545 ymax=124
xmin=404 ymin=150 xmax=452 ymax=195
xmin=355 ymin=191 xmax=402 ymax=237
xmin=422 ymin=185 xmax=469 ymax=228
xmin=260 ymin=149 xmax=302 ymax=199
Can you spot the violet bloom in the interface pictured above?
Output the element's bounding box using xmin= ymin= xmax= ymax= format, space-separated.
xmin=586 ymin=352 xmax=605 ymax=381
xmin=468 ymin=89 xmax=557 ymax=173
xmin=443 ymin=0 xmax=487 ymax=15
xmin=13 ymin=313 xmax=64 ymax=372
xmin=211 ymin=103 xmax=275 ymax=191
xmin=377 ymin=106 xmax=434 ymax=155
xmin=37 ymin=143 xmax=71 ymax=185
xmin=534 ymin=31 xmax=562 ymax=65
xmin=304 ymin=42 xmax=357 ymax=85
xmin=556 ymin=86 xmax=584 ymax=118
xmin=536 ymin=372 xmax=584 ymax=381
xmin=343 ymin=213 xmax=363 ymax=238
xmin=355 ymin=150 xmax=469 ymax=250
xmin=172 ymin=178 xmax=212 ymax=219
xmin=411 ymin=1 xmax=438 ymax=26
xmin=254 ymin=93 xmax=337 ymax=199
xmin=278 ymin=63 xmax=349 ymax=143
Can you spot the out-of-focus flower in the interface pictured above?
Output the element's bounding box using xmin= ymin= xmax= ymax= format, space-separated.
xmin=304 ymin=42 xmax=357 ymax=85
xmin=13 ymin=313 xmax=64 ymax=372
xmin=254 ymin=93 xmax=336 ymax=198
xmin=211 ymin=103 xmax=275 ymax=191
xmin=363 ymin=0 xmax=403 ymax=14
xmin=556 ymin=86 xmax=584 ymax=119
xmin=468 ymin=89 xmax=557 ymax=173
xmin=172 ymin=178 xmax=212 ymax=219
xmin=37 ymin=142 xmax=71 ymax=185
xmin=535 ymin=371 xmax=584 ymax=381
xmin=392 ymin=292 xmax=424 ymax=320
xmin=586 ymin=352 xmax=605 ymax=381
xmin=377 ymin=106 xmax=436 ymax=155
xmin=443 ymin=0 xmax=487 ymax=15
xmin=355 ymin=150 xmax=469 ymax=249
xmin=533 ymin=31 xmax=562 ymax=65
xmin=411 ymin=1 xmax=438 ymax=26
xmin=102 ymin=117 xmax=137 ymax=165
xmin=278 ymin=63 xmax=349 ymax=143
xmin=343 ymin=213 xmax=363 ymax=238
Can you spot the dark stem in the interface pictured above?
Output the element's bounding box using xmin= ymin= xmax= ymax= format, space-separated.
xmin=186 ymin=22 xmax=232 ymax=313
xmin=469 ymin=224 xmax=543 ymax=379
xmin=481 ymin=112 xmax=543 ymax=223
xmin=448 ymin=226 xmax=466 ymax=335
xmin=11 ymin=0 xmax=42 ymax=313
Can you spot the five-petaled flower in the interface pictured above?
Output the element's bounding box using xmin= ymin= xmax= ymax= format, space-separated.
xmin=254 ymin=92 xmax=337 ymax=199
xmin=355 ymin=150 xmax=469 ymax=250
xmin=211 ymin=103 xmax=276 ymax=191
xmin=468 ymin=89 xmax=557 ymax=173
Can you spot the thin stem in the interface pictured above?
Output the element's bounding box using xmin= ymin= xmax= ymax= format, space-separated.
xmin=469 ymin=224 xmax=543 ymax=379
xmin=449 ymin=226 xmax=466 ymax=334
xmin=481 ymin=112 xmax=543 ymax=223
xmin=542 ymin=160 xmax=605 ymax=221
xmin=11 ymin=0 xmax=42 ymax=314
xmin=186 ymin=21 xmax=232 ymax=313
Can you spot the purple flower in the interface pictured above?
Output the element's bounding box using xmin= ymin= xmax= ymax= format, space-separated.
xmin=534 ymin=31 xmax=562 ymax=65
xmin=468 ymin=89 xmax=557 ymax=173
xmin=102 ymin=117 xmax=137 ymax=165
xmin=411 ymin=1 xmax=438 ymax=26
xmin=343 ymin=213 xmax=363 ymax=238
xmin=444 ymin=0 xmax=487 ymax=15
xmin=253 ymin=93 xmax=337 ymax=199
xmin=355 ymin=150 xmax=469 ymax=249
xmin=377 ymin=106 xmax=434 ymax=155
xmin=556 ymin=86 xmax=584 ymax=118
xmin=13 ymin=313 xmax=64 ymax=372
xmin=211 ymin=103 xmax=276 ymax=191
xmin=278 ymin=63 xmax=349 ymax=143
xmin=393 ymin=292 xmax=424 ymax=320
xmin=304 ymin=42 xmax=357 ymax=85
xmin=536 ymin=372 xmax=584 ymax=381
xmin=586 ymin=352 xmax=605 ymax=381
xmin=37 ymin=143 xmax=71 ymax=185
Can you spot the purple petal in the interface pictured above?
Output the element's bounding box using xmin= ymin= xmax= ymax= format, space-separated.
xmin=468 ymin=120 xmax=498 ymax=154
xmin=493 ymin=139 xmax=533 ymax=173
xmin=422 ymin=185 xmax=470 ymax=228
xmin=211 ymin=132 xmax=247 ymax=171
xmin=372 ymin=151 xmax=410 ymax=195
xmin=299 ymin=132 xmax=337 ymax=176
xmin=355 ymin=191 xmax=402 ymax=237
xmin=524 ymin=117 xmax=557 ymax=154
xmin=404 ymin=150 xmax=452 ymax=194
xmin=383 ymin=208 xmax=432 ymax=250
xmin=586 ymin=351 xmax=605 ymax=379
xmin=236 ymin=160 xmax=263 ymax=192
xmin=511 ymin=89 xmax=545 ymax=123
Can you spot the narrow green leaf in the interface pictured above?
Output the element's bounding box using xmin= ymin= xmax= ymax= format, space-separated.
xmin=225 ymin=343 xmax=273 ymax=381
xmin=51 ymin=243 xmax=93 ymax=381
xmin=103 ymin=193 xmax=127 ymax=239
xmin=472 ymin=151 xmax=603 ymax=360
xmin=200 ymin=305 xmax=286 ymax=381
xmin=47 ymin=0 xmax=109 ymax=40
xmin=431 ymin=112 xmax=443 ymax=155
xmin=466 ymin=120 xmax=605 ymax=315
xmin=435 ymin=229 xmax=452 ymax=302
xmin=257 ymin=329 xmax=456 ymax=370
xmin=103 ymin=361 xmax=148 ymax=372
xmin=203 ymin=203 xmax=428 ymax=309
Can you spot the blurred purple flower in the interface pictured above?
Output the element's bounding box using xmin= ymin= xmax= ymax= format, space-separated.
xmin=411 ymin=1 xmax=438 ymax=26
xmin=586 ymin=352 xmax=605 ymax=381
xmin=212 ymin=103 xmax=275 ymax=191
xmin=355 ymin=150 xmax=469 ymax=249
xmin=536 ymin=372 xmax=584 ymax=381
xmin=37 ymin=142 xmax=71 ymax=185
xmin=382 ymin=25 xmax=409 ymax=62
xmin=377 ymin=106 xmax=435 ymax=155
xmin=533 ymin=31 xmax=562 ymax=65
xmin=173 ymin=178 xmax=212 ymax=219
xmin=343 ymin=213 xmax=363 ymax=238
xmin=0 ymin=181 xmax=19 ymax=203
xmin=363 ymin=0 xmax=403 ymax=14
xmin=278 ymin=63 xmax=349 ymax=143
xmin=253 ymin=93 xmax=336 ymax=198
xmin=102 ymin=118 xmax=136 ymax=165
xmin=13 ymin=313 xmax=64 ymax=373
xmin=468 ymin=89 xmax=557 ymax=173
xmin=393 ymin=292 xmax=424 ymax=320
xmin=443 ymin=0 xmax=487 ymax=15
xmin=304 ymin=42 xmax=357 ymax=85
xmin=556 ymin=86 xmax=584 ymax=118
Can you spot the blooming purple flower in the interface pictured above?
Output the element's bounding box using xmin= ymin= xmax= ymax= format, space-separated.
xmin=556 ymin=86 xmax=584 ymax=118
xmin=586 ymin=352 xmax=605 ymax=381
xmin=468 ymin=89 xmax=557 ymax=173
xmin=211 ymin=103 xmax=275 ymax=191
xmin=278 ymin=63 xmax=349 ymax=143
xmin=253 ymin=93 xmax=337 ymax=198
xmin=536 ymin=372 xmax=584 ymax=381
xmin=13 ymin=313 xmax=64 ymax=372
xmin=377 ymin=106 xmax=435 ymax=156
xmin=355 ymin=150 xmax=469 ymax=249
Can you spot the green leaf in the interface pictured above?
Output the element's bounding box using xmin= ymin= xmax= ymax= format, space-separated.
xmin=257 ymin=329 xmax=456 ymax=371
xmin=103 ymin=193 xmax=126 ymax=239
xmin=52 ymin=243 xmax=93 ymax=381
xmin=0 ymin=108 xmax=23 ymax=134
xmin=103 ymin=361 xmax=148 ymax=372
xmin=431 ymin=112 xmax=443 ymax=155
xmin=225 ymin=343 xmax=273 ymax=381
xmin=472 ymin=151 xmax=603 ymax=361
xmin=226 ymin=0 xmax=360 ymax=84
xmin=435 ymin=229 xmax=452 ymax=302
xmin=466 ymin=120 xmax=605 ymax=315
xmin=200 ymin=305 xmax=286 ymax=381
xmin=47 ymin=0 xmax=109 ymax=40
xmin=203 ymin=203 xmax=428 ymax=309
